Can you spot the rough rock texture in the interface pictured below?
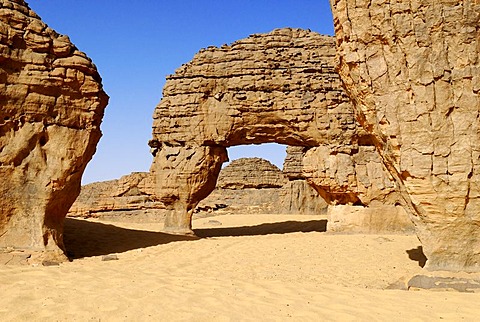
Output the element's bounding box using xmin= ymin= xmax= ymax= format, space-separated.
xmin=69 ymin=158 xmax=328 ymax=220
xmin=68 ymin=172 xmax=164 ymax=221
xmin=149 ymin=28 xmax=373 ymax=233
xmin=217 ymin=157 xmax=287 ymax=189
xmin=279 ymin=180 xmax=329 ymax=215
xmin=150 ymin=28 xmax=415 ymax=233
xmin=331 ymin=0 xmax=480 ymax=271
xmin=280 ymin=147 xmax=331 ymax=215
xmin=198 ymin=157 xmax=328 ymax=215
xmin=303 ymin=144 xmax=402 ymax=206
xmin=283 ymin=146 xmax=309 ymax=180
xmin=0 ymin=0 xmax=108 ymax=260
xmin=150 ymin=145 xmax=227 ymax=234
xmin=151 ymin=29 xmax=352 ymax=148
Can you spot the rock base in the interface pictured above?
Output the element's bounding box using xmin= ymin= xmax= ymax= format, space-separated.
xmin=327 ymin=205 xmax=415 ymax=234
xmin=408 ymin=275 xmax=480 ymax=293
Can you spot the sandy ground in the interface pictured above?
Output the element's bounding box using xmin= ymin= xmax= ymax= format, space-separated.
xmin=1 ymin=214 xmax=480 ymax=321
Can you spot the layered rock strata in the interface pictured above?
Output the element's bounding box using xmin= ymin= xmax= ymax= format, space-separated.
xmin=150 ymin=29 xmax=351 ymax=232
xmin=151 ymin=29 xmax=351 ymax=147
xmin=283 ymin=146 xmax=309 ymax=180
xmin=69 ymin=158 xmax=328 ymax=220
xmin=68 ymin=172 xmax=162 ymax=221
xmin=217 ymin=157 xmax=288 ymax=189
xmin=198 ymin=157 xmax=328 ymax=215
xmin=150 ymin=28 xmax=407 ymax=234
xmin=0 ymin=0 xmax=108 ymax=260
xmin=330 ymin=0 xmax=480 ymax=271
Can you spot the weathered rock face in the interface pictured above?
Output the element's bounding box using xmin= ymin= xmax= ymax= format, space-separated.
xmin=0 ymin=0 xmax=108 ymax=260
xmin=151 ymin=29 xmax=352 ymax=148
xmin=199 ymin=157 xmax=328 ymax=215
xmin=279 ymin=180 xmax=328 ymax=215
xmin=151 ymin=145 xmax=227 ymax=234
xmin=303 ymin=144 xmax=402 ymax=206
xmin=217 ymin=157 xmax=288 ymax=189
xmin=70 ymin=150 xmax=410 ymax=233
xmin=68 ymin=172 xmax=163 ymax=221
xmin=281 ymin=132 xmax=400 ymax=209
xmin=150 ymin=28 xmax=409 ymax=234
xmin=70 ymin=158 xmax=327 ymax=220
xmin=283 ymin=146 xmax=309 ymax=180
xmin=280 ymin=147 xmax=330 ymax=215
xmin=330 ymin=0 xmax=480 ymax=271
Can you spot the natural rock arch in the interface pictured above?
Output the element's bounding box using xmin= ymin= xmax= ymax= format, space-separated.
xmin=149 ymin=28 xmax=400 ymax=234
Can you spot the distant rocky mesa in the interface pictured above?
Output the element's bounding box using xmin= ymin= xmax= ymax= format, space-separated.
xmin=68 ymin=172 xmax=161 ymax=221
xmin=149 ymin=28 xmax=405 ymax=234
xmin=217 ymin=157 xmax=287 ymax=189
xmin=330 ymin=0 xmax=480 ymax=271
xmin=200 ymin=156 xmax=334 ymax=217
xmin=0 ymin=0 xmax=108 ymax=261
xmin=69 ymin=157 xmax=328 ymax=220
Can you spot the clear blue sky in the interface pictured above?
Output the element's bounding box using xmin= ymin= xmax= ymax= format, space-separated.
xmin=27 ymin=1 xmax=334 ymax=184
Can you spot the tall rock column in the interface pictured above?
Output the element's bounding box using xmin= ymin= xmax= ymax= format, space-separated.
xmin=330 ymin=0 xmax=480 ymax=271
xmin=149 ymin=145 xmax=227 ymax=234
xmin=0 ymin=0 xmax=108 ymax=260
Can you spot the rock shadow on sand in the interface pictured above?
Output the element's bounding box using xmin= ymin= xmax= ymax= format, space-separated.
xmin=64 ymin=218 xmax=198 ymax=259
xmin=194 ymin=219 xmax=327 ymax=238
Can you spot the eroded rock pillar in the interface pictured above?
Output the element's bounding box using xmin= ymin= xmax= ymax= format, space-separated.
xmin=150 ymin=145 xmax=227 ymax=234
xmin=331 ymin=0 xmax=480 ymax=271
xmin=0 ymin=1 xmax=108 ymax=261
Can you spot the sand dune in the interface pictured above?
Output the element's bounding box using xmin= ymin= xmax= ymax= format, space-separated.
xmin=1 ymin=214 xmax=479 ymax=321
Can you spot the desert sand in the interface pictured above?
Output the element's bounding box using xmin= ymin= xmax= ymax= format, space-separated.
xmin=1 ymin=214 xmax=479 ymax=321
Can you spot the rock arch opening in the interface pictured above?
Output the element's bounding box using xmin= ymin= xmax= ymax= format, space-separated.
xmin=149 ymin=28 xmax=403 ymax=234
xmin=225 ymin=143 xmax=287 ymax=170
xmin=194 ymin=145 xmax=329 ymax=220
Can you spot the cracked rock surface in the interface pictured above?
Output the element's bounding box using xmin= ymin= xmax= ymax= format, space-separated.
xmin=331 ymin=0 xmax=480 ymax=271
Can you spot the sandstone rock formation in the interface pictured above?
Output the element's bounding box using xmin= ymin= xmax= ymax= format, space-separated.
xmin=330 ymin=0 xmax=480 ymax=271
xmin=152 ymin=145 xmax=227 ymax=234
xmin=69 ymin=157 xmax=328 ymax=220
xmin=217 ymin=157 xmax=287 ymax=189
xmin=151 ymin=29 xmax=350 ymax=147
xmin=149 ymin=28 xmax=408 ymax=234
xmin=198 ymin=157 xmax=328 ymax=215
xmin=303 ymin=143 xmax=402 ymax=206
xmin=283 ymin=146 xmax=309 ymax=180
xmin=149 ymin=28 xmax=352 ymax=233
xmin=281 ymin=146 xmax=331 ymax=215
xmin=69 ymin=150 xmax=412 ymax=234
xmin=202 ymin=157 xmax=289 ymax=214
xmin=0 ymin=0 xmax=108 ymax=261
xmin=68 ymin=172 xmax=163 ymax=221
